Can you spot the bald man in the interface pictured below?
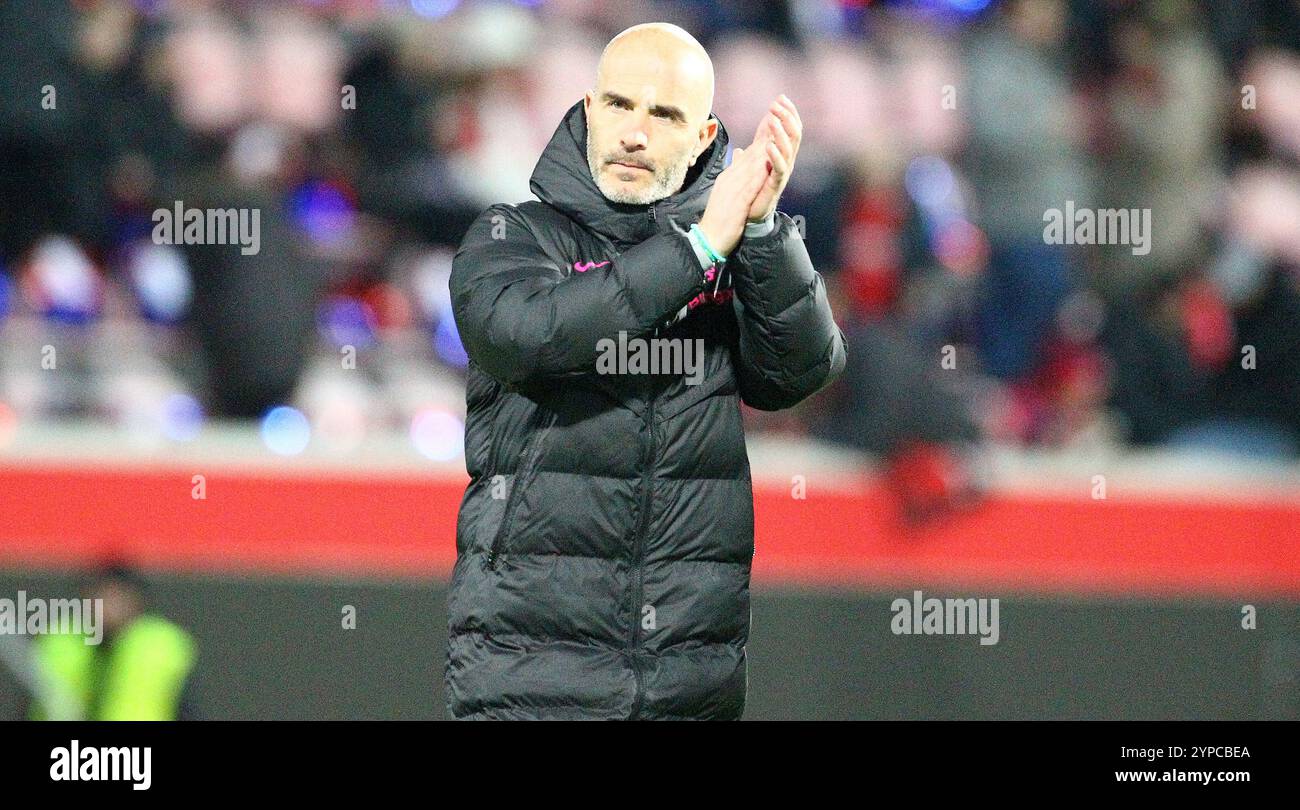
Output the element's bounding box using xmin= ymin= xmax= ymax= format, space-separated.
xmin=446 ymin=23 xmax=845 ymax=720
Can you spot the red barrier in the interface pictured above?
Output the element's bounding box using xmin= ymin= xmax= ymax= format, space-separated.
xmin=0 ymin=462 xmax=1296 ymax=597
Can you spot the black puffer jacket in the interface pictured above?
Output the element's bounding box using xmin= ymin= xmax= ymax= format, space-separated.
xmin=445 ymin=100 xmax=846 ymax=719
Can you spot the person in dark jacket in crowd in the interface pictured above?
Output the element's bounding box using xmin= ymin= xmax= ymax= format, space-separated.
xmin=446 ymin=22 xmax=846 ymax=720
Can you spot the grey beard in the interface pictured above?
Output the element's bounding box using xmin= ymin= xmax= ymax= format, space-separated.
xmin=587 ymin=137 xmax=692 ymax=205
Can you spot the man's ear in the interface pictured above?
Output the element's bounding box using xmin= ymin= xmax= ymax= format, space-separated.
xmin=691 ymin=116 xmax=719 ymax=166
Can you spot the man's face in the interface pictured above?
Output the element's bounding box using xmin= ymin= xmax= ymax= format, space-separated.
xmin=584 ymin=46 xmax=713 ymax=205
xmin=88 ymin=579 xmax=141 ymax=636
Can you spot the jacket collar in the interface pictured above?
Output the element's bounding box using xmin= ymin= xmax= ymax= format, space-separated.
xmin=529 ymin=99 xmax=731 ymax=247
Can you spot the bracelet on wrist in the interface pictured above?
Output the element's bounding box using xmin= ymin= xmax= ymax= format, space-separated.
xmin=689 ymin=223 xmax=727 ymax=265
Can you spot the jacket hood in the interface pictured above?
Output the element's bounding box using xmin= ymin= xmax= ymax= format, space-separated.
xmin=529 ymin=99 xmax=730 ymax=246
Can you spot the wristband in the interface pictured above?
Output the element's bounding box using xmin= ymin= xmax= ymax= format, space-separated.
xmin=688 ymin=223 xmax=727 ymax=266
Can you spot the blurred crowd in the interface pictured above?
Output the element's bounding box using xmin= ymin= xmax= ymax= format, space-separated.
xmin=1 ymin=0 xmax=1298 ymax=470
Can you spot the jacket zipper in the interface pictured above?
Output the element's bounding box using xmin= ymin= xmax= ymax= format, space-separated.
xmin=627 ymin=390 xmax=656 ymax=719
xmin=648 ymin=204 xmax=663 ymax=340
xmin=628 ymin=201 xmax=659 ymax=718
xmin=484 ymin=411 xmax=551 ymax=571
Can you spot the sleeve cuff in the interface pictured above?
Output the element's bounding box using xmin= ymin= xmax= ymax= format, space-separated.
xmin=685 ymin=230 xmax=717 ymax=273
xmin=683 ymin=213 xmax=776 ymax=272
xmin=744 ymin=211 xmax=777 ymax=238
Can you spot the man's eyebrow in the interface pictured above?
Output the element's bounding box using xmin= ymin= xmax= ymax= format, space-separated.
xmin=601 ymin=91 xmax=687 ymax=123
xmin=649 ymin=102 xmax=687 ymax=123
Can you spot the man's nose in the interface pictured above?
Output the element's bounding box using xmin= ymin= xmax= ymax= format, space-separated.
xmin=619 ymin=116 xmax=649 ymax=151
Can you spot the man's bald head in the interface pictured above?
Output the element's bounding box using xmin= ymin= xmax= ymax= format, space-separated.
xmin=596 ymin=23 xmax=714 ymax=125
xmin=584 ymin=23 xmax=719 ymax=204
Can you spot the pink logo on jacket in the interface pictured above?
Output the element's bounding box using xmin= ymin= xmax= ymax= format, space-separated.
xmin=572 ymin=260 xmax=610 ymax=273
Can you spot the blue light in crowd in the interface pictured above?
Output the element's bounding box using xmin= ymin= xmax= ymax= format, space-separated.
xmin=433 ymin=308 xmax=468 ymax=368
xmin=0 ymin=269 xmax=11 ymax=323
xmin=318 ymin=296 xmax=379 ymax=349
xmin=289 ymin=180 xmax=356 ymax=244
xmin=410 ymin=409 xmax=464 ymax=462
xmin=410 ymin=0 xmax=460 ymax=19
xmin=903 ymin=155 xmax=956 ymax=210
xmin=906 ymin=0 xmax=994 ymax=15
xmin=945 ymin=0 xmax=993 ymax=13
xmin=161 ymin=394 xmax=204 ymax=442
xmin=29 ymin=237 xmax=101 ymax=325
xmin=261 ymin=406 xmax=311 ymax=456
xmin=130 ymin=243 xmax=192 ymax=324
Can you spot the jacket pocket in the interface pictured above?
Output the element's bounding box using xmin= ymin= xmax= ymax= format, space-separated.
xmin=484 ymin=407 xmax=557 ymax=571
